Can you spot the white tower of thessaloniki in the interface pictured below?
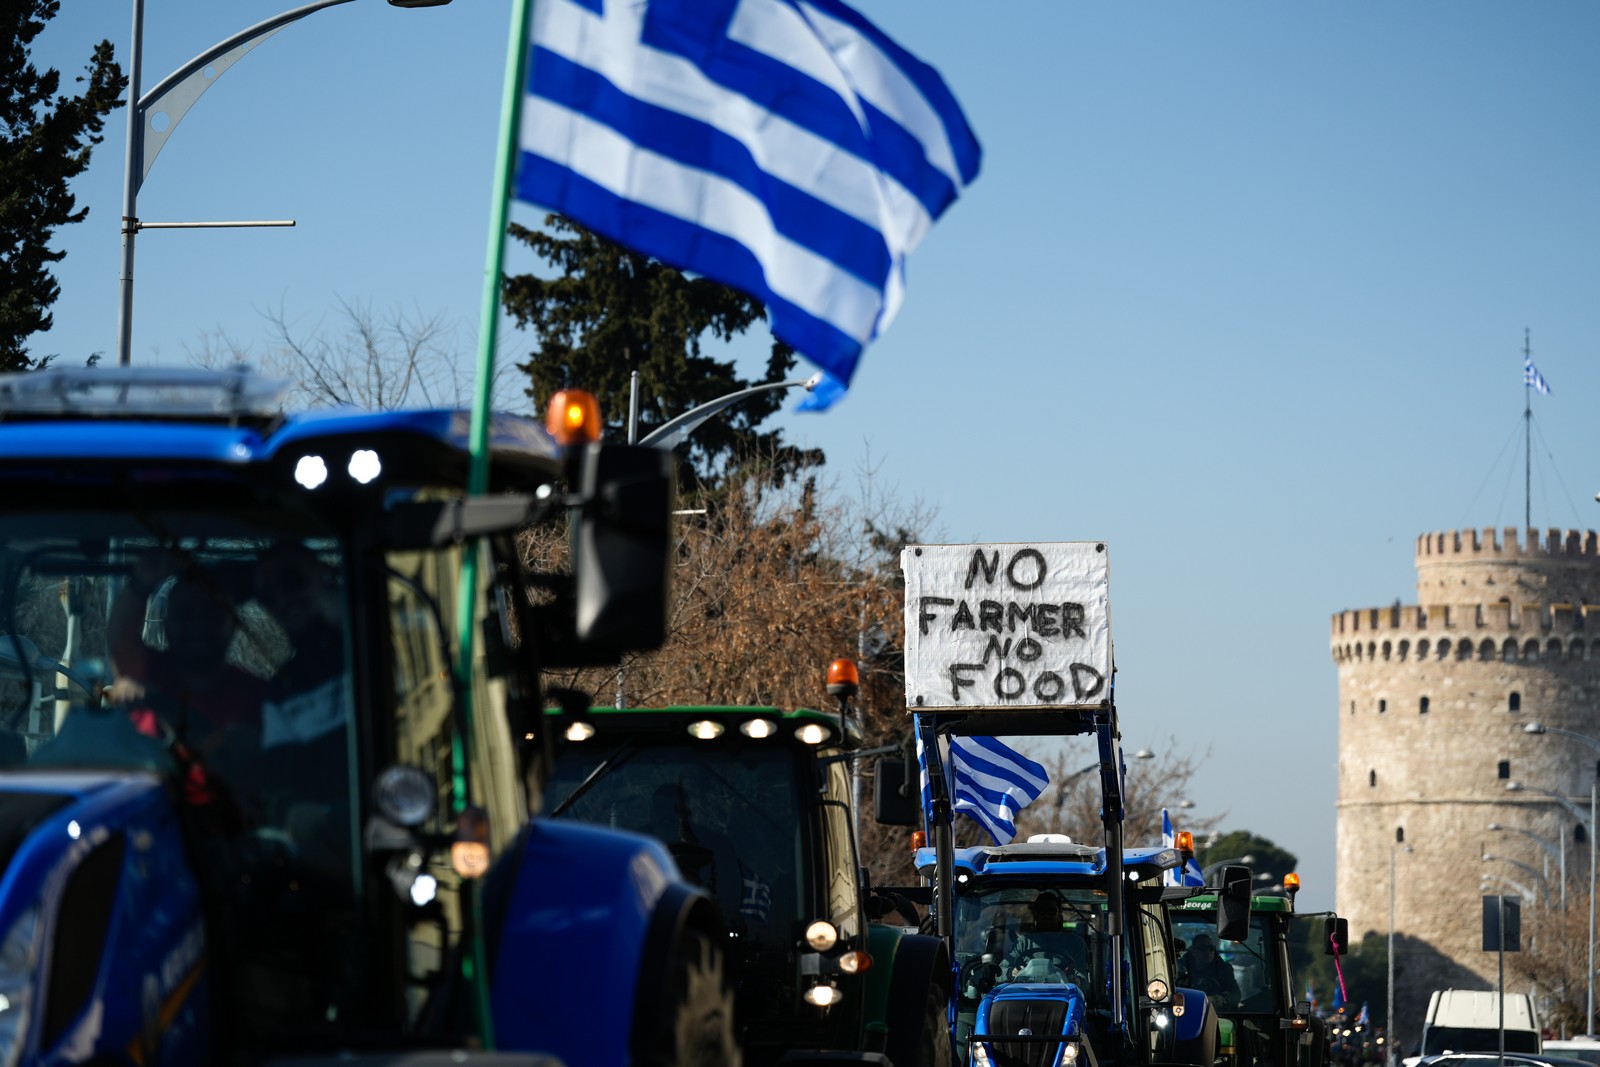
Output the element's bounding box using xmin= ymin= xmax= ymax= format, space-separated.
xmin=1333 ymin=528 xmax=1600 ymax=1043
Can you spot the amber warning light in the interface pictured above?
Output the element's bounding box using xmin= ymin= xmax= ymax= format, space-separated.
xmin=1175 ymin=831 xmax=1193 ymax=855
xmin=545 ymin=389 xmax=601 ymax=446
xmin=1283 ymin=872 xmax=1301 ymax=896
xmin=826 ymin=658 xmax=859 ymax=698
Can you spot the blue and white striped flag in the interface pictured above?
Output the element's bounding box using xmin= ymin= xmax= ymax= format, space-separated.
xmin=948 ymin=736 xmax=1048 ymax=845
xmin=1524 ymin=355 xmax=1551 ymax=395
xmin=518 ymin=0 xmax=981 ymax=408
xmin=1160 ymin=808 xmax=1206 ymax=887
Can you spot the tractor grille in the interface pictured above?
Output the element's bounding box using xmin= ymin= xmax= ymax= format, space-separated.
xmin=984 ymin=998 xmax=1069 ymax=1067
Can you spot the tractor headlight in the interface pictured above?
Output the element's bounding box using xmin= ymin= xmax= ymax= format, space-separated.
xmin=1059 ymin=1041 xmax=1081 ymax=1065
xmin=0 ymin=906 xmax=40 ymax=1067
xmin=972 ymin=1042 xmax=994 ymax=1067
xmin=802 ymin=982 xmax=842 ymax=1007
xmin=804 ymin=920 xmax=839 ymax=952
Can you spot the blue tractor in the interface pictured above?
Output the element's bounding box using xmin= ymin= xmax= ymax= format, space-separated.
xmin=915 ymin=836 xmax=1230 ymax=1067
xmin=0 ymin=368 xmax=736 ymax=1065
xmin=894 ymin=705 xmax=1230 ymax=1067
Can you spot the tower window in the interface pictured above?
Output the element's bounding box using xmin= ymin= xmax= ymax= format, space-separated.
xmin=1369 ymin=770 xmax=1377 ymax=788
xmin=1578 ymin=824 xmax=1589 ymax=846
xmin=1419 ymin=696 xmax=1430 ymax=714
xmin=1509 ymin=692 xmax=1521 ymax=713
xmin=1349 ymin=701 xmax=1355 ymax=716
xmin=1378 ymin=699 xmax=1387 ymax=714
xmin=1498 ymin=760 xmax=1511 ymax=780
xmin=1395 ymin=827 xmax=1405 ymax=843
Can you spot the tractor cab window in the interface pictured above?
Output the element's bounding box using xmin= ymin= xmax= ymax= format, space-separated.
xmin=1172 ymin=912 xmax=1282 ymax=1014
xmin=951 ymin=884 xmax=1115 ymax=1060
xmin=0 ymin=513 xmax=362 ymax=1047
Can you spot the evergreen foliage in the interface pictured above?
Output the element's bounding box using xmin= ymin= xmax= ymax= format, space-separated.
xmin=502 ymin=215 xmax=821 ymax=484
xmin=0 ymin=0 xmax=126 ymax=369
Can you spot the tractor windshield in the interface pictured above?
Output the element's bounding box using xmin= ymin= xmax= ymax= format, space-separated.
xmin=0 ymin=510 xmax=364 ymax=1044
xmin=953 ymin=885 xmax=1111 ymax=1010
xmin=1172 ymin=911 xmax=1283 ymax=1013
xmin=544 ymin=741 xmax=806 ymax=952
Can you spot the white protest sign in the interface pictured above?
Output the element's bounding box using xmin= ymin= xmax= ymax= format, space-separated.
xmin=901 ymin=542 xmax=1111 ymax=710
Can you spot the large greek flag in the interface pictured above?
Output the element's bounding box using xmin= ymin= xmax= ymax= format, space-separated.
xmin=518 ymin=0 xmax=981 ymax=407
xmin=948 ymin=736 xmax=1048 ymax=845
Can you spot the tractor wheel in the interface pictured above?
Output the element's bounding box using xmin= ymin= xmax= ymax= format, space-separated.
xmin=650 ymin=929 xmax=741 ymax=1067
xmin=916 ymin=983 xmax=955 ymax=1067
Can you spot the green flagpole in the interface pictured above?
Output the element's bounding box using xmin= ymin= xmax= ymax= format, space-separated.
xmin=456 ymin=0 xmax=535 ymax=1046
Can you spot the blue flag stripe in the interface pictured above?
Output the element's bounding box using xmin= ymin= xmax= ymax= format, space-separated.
xmin=953 ymin=793 xmax=1011 ymax=843
xmin=794 ymin=0 xmax=982 ymax=185
xmin=529 ymin=51 xmax=893 ymax=286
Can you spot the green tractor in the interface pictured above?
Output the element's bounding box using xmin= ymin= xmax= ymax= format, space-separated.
xmin=1170 ymin=877 xmax=1338 ymax=1067
xmin=539 ymin=666 xmax=953 ymax=1067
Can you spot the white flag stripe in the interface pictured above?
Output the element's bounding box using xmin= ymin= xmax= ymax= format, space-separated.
xmin=795 ymin=1 xmax=967 ymax=188
xmin=523 ymin=96 xmax=885 ymax=334
xmin=538 ymin=0 xmax=933 ymax=255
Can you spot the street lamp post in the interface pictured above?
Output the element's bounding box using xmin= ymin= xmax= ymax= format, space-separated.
xmin=1389 ymin=844 xmax=1414 ymax=1067
xmin=1052 ymin=749 xmax=1155 ymax=822
xmin=116 ymin=0 xmax=449 ymax=365
xmin=1482 ymin=853 xmax=1552 ymax=906
xmin=634 ymin=373 xmax=822 ymax=448
xmin=1488 ymin=823 xmax=1567 ymax=911
xmin=1482 ymin=873 xmax=1539 ymax=902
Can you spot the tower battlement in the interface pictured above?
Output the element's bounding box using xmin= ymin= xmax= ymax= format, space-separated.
xmin=1416 ymin=527 xmax=1600 ymax=562
xmin=1331 ymin=601 xmax=1600 ymax=637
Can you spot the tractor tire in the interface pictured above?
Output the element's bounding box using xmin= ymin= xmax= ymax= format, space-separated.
xmin=649 ymin=929 xmax=741 ymax=1067
xmin=915 ymin=983 xmax=955 ymax=1067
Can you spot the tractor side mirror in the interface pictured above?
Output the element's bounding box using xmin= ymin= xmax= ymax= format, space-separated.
xmin=1324 ymin=915 xmax=1349 ymax=956
xmin=874 ymin=758 xmax=920 ymax=826
xmin=569 ymin=443 xmax=674 ymax=659
xmin=1217 ymin=864 xmax=1254 ymax=942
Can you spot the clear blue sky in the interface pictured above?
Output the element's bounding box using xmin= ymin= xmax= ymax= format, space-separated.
xmin=35 ymin=1 xmax=1600 ymax=911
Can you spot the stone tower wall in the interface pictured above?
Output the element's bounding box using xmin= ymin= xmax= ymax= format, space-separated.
xmin=1333 ymin=528 xmax=1600 ymax=1044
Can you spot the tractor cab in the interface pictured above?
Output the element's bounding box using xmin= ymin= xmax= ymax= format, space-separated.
xmin=0 ymin=368 xmax=708 ymax=1065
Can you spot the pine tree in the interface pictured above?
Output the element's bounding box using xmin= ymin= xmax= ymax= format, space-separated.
xmin=0 ymin=0 xmax=127 ymax=369
xmin=503 ymin=215 xmax=820 ymax=484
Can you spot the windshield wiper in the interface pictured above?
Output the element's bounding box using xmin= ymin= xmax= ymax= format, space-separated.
xmin=548 ymin=744 xmax=641 ymax=818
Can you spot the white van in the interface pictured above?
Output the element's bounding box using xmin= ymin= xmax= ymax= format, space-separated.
xmin=1420 ymin=989 xmax=1541 ymax=1057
